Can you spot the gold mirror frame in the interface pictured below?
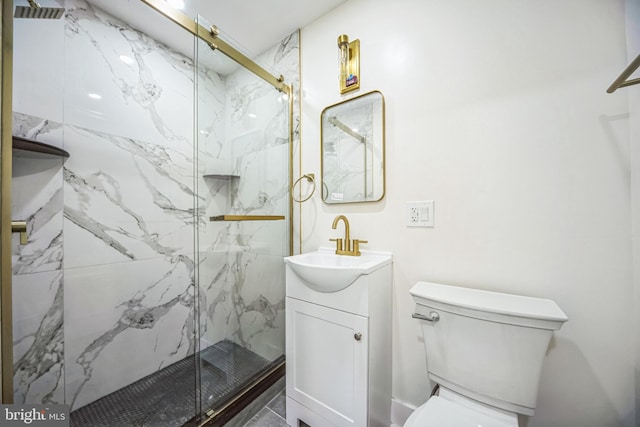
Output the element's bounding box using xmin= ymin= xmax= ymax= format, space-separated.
xmin=320 ymin=90 xmax=385 ymax=204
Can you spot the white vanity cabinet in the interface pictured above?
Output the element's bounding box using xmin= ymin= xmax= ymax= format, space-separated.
xmin=284 ymin=250 xmax=392 ymax=427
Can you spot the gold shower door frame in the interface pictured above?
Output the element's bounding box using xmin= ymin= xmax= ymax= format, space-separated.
xmin=1 ymin=0 xmax=14 ymax=404
xmin=140 ymin=0 xmax=295 ymax=253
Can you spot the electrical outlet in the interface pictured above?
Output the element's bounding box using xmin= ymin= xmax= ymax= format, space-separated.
xmin=406 ymin=200 xmax=434 ymax=227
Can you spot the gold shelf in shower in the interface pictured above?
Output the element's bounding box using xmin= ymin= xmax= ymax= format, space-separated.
xmin=210 ymin=215 xmax=285 ymax=222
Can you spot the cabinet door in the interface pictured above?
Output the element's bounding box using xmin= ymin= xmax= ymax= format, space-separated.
xmin=286 ymin=298 xmax=369 ymax=427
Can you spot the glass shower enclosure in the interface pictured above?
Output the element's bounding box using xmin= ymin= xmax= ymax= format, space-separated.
xmin=2 ymin=0 xmax=292 ymax=425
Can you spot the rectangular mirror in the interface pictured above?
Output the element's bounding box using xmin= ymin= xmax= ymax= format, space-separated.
xmin=321 ymin=90 xmax=385 ymax=204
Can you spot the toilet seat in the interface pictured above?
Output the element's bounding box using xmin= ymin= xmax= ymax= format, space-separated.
xmin=404 ymin=390 xmax=519 ymax=427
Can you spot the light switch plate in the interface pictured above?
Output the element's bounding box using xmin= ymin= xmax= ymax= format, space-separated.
xmin=406 ymin=200 xmax=434 ymax=227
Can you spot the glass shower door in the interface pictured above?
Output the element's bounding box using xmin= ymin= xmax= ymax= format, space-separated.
xmin=9 ymin=1 xmax=201 ymax=425
xmin=194 ymin=16 xmax=289 ymax=420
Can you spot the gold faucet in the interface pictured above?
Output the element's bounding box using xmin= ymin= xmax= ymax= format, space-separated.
xmin=330 ymin=215 xmax=367 ymax=256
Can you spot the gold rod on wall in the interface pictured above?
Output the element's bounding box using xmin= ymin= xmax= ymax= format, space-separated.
xmin=328 ymin=116 xmax=365 ymax=143
xmin=288 ymin=83 xmax=294 ymax=256
xmin=1 ymin=0 xmax=15 ymax=404
xmin=209 ymin=215 xmax=285 ymax=221
xmin=607 ymin=54 xmax=640 ymax=93
xmin=296 ymin=30 xmax=303 ymax=254
xmin=139 ymin=0 xmax=290 ymax=96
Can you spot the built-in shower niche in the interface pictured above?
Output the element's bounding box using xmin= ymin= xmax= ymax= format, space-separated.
xmin=203 ymin=173 xmax=240 ymax=180
xmin=202 ymin=171 xmax=240 ymax=223
xmin=11 ymin=115 xmax=67 ymax=276
xmin=203 ymin=156 xmax=239 ymax=179
xmin=10 ymin=112 xmax=66 ymax=406
xmin=13 ymin=136 xmax=70 ymax=159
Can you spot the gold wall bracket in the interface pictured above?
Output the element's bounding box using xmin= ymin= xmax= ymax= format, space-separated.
xmin=139 ymin=0 xmax=290 ymax=94
xmin=607 ymin=54 xmax=640 ymax=93
xmin=11 ymin=221 xmax=27 ymax=245
xmin=338 ymin=35 xmax=360 ymax=94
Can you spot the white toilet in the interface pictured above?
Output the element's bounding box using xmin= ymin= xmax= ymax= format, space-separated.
xmin=406 ymin=281 xmax=568 ymax=427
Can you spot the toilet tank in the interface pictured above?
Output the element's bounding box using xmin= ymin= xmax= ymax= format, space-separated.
xmin=410 ymin=281 xmax=568 ymax=416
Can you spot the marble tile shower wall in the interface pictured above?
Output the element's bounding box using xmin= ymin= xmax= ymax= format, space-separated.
xmin=11 ymin=0 xmax=298 ymax=411
xmin=12 ymin=0 xmax=209 ymax=408
xmin=13 ymin=2 xmax=67 ymax=405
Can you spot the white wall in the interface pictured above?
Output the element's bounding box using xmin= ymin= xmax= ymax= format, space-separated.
xmin=625 ymin=0 xmax=640 ymax=422
xmin=299 ymin=1 xmax=635 ymax=426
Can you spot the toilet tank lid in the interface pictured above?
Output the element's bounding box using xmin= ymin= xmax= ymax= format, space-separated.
xmin=411 ymin=282 xmax=568 ymax=324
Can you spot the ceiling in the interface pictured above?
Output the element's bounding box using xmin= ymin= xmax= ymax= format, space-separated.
xmin=86 ymin=0 xmax=346 ymax=73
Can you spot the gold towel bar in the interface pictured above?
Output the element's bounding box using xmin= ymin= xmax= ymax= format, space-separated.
xmin=607 ymin=54 xmax=640 ymax=93
xmin=210 ymin=215 xmax=285 ymax=221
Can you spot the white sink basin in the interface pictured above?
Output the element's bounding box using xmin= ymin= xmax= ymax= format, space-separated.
xmin=285 ymin=248 xmax=392 ymax=292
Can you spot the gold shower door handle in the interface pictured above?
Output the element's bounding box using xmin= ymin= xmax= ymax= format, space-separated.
xmin=11 ymin=220 xmax=28 ymax=245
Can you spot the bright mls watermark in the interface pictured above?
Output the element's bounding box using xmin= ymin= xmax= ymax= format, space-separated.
xmin=1 ymin=405 xmax=69 ymax=426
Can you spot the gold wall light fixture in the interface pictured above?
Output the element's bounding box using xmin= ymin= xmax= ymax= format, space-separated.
xmin=337 ymin=34 xmax=360 ymax=94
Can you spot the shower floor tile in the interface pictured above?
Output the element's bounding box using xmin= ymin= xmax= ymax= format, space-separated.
xmin=70 ymin=340 xmax=272 ymax=427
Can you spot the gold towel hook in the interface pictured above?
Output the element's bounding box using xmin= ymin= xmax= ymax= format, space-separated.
xmin=291 ymin=173 xmax=316 ymax=203
xmin=11 ymin=220 xmax=28 ymax=245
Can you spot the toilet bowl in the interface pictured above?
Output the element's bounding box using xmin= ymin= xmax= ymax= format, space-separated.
xmin=406 ymin=281 xmax=567 ymax=426
xmin=404 ymin=388 xmax=518 ymax=427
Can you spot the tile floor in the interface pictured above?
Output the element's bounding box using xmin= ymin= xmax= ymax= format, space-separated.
xmin=244 ymin=394 xmax=401 ymax=427
xmin=243 ymin=389 xmax=287 ymax=427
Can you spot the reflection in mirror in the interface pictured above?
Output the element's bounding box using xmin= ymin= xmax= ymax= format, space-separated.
xmin=321 ymin=91 xmax=385 ymax=204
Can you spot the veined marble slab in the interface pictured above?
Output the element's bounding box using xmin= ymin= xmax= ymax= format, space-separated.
xmin=12 ymin=271 xmax=65 ymax=404
xmin=64 ymin=0 xmax=211 ymax=146
xmin=13 ymin=11 xmax=64 ymax=123
xmin=63 ymin=124 xmax=200 ymax=268
xmin=198 ymin=247 xmax=285 ymax=362
xmin=64 ymin=256 xmax=195 ymax=410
